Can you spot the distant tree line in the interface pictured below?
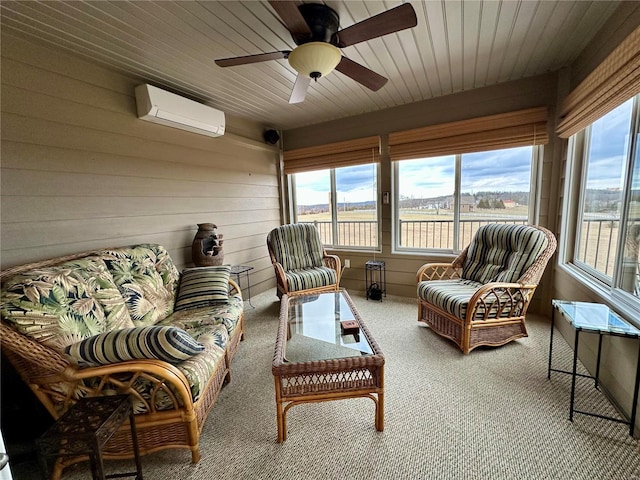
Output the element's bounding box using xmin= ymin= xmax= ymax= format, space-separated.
xmin=299 ymin=190 xmax=533 ymax=214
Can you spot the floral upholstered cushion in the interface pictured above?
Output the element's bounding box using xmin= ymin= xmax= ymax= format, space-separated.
xmin=175 ymin=326 xmax=228 ymax=401
xmin=158 ymin=292 xmax=244 ymax=337
xmin=0 ymin=257 xmax=134 ymax=351
xmin=79 ymin=325 xmax=228 ymax=412
xmin=100 ymin=245 xmax=178 ymax=327
xmin=65 ymin=325 xmax=205 ymax=367
xmin=174 ymin=266 xmax=231 ymax=311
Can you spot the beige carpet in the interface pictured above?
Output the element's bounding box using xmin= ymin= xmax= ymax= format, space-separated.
xmin=12 ymin=291 xmax=640 ymax=479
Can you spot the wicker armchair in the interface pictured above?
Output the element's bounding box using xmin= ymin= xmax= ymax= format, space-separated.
xmin=267 ymin=223 xmax=341 ymax=298
xmin=417 ymin=224 xmax=557 ymax=354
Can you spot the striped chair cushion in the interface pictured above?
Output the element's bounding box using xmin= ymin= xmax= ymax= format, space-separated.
xmin=174 ymin=266 xmax=230 ymax=312
xmin=462 ymin=224 xmax=549 ymax=284
xmin=418 ymin=279 xmax=515 ymax=320
xmin=65 ymin=325 xmax=205 ymax=367
xmin=418 ymin=279 xmax=483 ymax=319
xmin=269 ymin=224 xmax=324 ymax=272
xmin=285 ymin=267 xmax=337 ymax=292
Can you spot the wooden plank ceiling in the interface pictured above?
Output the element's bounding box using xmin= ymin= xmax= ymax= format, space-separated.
xmin=0 ymin=1 xmax=620 ymax=131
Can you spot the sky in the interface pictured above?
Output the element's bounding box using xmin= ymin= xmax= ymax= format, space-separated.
xmin=295 ymin=146 xmax=534 ymax=205
xmin=294 ymin=101 xmax=637 ymax=206
xmin=585 ymin=97 xmax=633 ymax=191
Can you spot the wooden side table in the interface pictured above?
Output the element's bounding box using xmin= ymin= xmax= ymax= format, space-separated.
xmin=36 ymin=394 xmax=143 ymax=480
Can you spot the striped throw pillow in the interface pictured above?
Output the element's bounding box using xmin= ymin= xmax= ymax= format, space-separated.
xmin=174 ymin=266 xmax=231 ymax=311
xmin=65 ymin=326 xmax=204 ymax=367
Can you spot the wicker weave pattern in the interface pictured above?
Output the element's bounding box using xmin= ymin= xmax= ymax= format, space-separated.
xmin=417 ymin=224 xmax=557 ymax=354
xmin=1 ymin=245 xmax=245 ymax=479
xmin=272 ymin=290 xmax=384 ymax=442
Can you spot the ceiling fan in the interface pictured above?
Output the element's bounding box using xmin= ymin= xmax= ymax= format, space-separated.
xmin=215 ymin=1 xmax=418 ymax=104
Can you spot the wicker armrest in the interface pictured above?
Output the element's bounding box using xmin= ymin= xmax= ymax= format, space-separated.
xmin=323 ymin=254 xmax=341 ymax=279
xmin=467 ymin=282 xmax=537 ymax=322
xmin=417 ymin=263 xmax=462 ymax=282
xmin=60 ymin=359 xmax=195 ymax=415
xmin=228 ymin=278 xmax=242 ymax=298
xmin=271 ymin=261 xmax=287 ymax=285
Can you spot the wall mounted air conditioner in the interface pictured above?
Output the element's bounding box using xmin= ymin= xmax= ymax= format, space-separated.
xmin=135 ymin=84 xmax=225 ymax=137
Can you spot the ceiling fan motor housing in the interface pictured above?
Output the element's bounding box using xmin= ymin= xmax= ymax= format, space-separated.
xmin=294 ymin=3 xmax=340 ymax=45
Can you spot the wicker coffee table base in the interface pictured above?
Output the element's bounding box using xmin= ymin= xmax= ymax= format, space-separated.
xmin=273 ymin=291 xmax=385 ymax=443
xmin=274 ymin=380 xmax=385 ymax=443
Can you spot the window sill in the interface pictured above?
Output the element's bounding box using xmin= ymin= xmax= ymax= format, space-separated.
xmin=558 ymin=263 xmax=640 ymax=327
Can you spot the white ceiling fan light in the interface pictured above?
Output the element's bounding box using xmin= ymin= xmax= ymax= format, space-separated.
xmin=287 ymin=42 xmax=342 ymax=80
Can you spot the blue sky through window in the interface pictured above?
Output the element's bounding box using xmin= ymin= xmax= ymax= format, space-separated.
xmin=295 ymin=101 xmax=635 ymax=207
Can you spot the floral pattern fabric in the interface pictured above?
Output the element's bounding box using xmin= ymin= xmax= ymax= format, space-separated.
xmin=157 ymin=293 xmax=243 ymax=337
xmin=1 ymin=243 xmax=242 ymax=413
xmin=176 ymin=327 xmax=228 ymax=401
xmin=100 ymin=245 xmax=177 ymax=327
xmin=1 ymin=257 xmax=134 ymax=351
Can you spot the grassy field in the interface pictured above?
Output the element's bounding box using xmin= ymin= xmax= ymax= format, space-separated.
xmin=298 ymin=207 xmax=528 ymax=250
xmin=299 ymin=206 xmax=529 ymax=222
xmin=299 ymin=205 xmax=639 ymax=294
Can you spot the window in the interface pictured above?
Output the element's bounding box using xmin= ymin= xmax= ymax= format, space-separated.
xmin=569 ymin=97 xmax=639 ymax=303
xmin=394 ymin=146 xmax=537 ymax=252
xmin=292 ymin=163 xmax=379 ymax=249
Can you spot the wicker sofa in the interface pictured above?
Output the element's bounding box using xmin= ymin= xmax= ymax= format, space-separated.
xmin=417 ymin=224 xmax=557 ymax=354
xmin=0 ymin=244 xmax=245 ymax=478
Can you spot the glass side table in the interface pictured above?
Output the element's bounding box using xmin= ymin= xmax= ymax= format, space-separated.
xmin=230 ymin=265 xmax=255 ymax=309
xmin=548 ymin=300 xmax=640 ymax=436
xmin=36 ymin=394 xmax=143 ymax=480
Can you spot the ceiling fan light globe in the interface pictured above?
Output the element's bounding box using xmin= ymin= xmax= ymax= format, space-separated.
xmin=288 ymin=42 xmax=341 ymax=79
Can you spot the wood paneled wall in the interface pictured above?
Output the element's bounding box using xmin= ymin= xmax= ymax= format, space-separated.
xmin=1 ymin=32 xmax=280 ymax=296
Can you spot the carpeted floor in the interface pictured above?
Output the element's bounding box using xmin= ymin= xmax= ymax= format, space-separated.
xmin=11 ymin=290 xmax=640 ymax=479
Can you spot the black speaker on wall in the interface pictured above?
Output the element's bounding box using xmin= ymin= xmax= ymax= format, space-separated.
xmin=264 ymin=129 xmax=280 ymax=145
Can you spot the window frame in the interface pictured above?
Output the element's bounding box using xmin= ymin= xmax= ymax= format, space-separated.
xmin=391 ymin=146 xmax=543 ymax=255
xmin=561 ymin=96 xmax=640 ymax=319
xmin=289 ymin=163 xmax=382 ymax=252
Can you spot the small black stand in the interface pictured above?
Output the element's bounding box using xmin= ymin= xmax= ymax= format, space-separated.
xmin=37 ymin=394 xmax=143 ymax=480
xmin=365 ymin=260 xmax=386 ymax=301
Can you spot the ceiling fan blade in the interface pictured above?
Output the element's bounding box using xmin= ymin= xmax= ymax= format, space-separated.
xmin=289 ymin=74 xmax=311 ymax=104
xmin=269 ymin=1 xmax=312 ymax=38
xmin=336 ymin=3 xmax=418 ymax=47
xmin=215 ymin=51 xmax=290 ymax=67
xmin=335 ymin=57 xmax=388 ymax=91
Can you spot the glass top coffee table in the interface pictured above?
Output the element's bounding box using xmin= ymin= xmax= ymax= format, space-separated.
xmin=272 ymin=290 xmax=385 ymax=442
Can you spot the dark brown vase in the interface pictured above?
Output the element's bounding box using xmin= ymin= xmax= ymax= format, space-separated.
xmin=192 ymin=223 xmax=224 ymax=266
